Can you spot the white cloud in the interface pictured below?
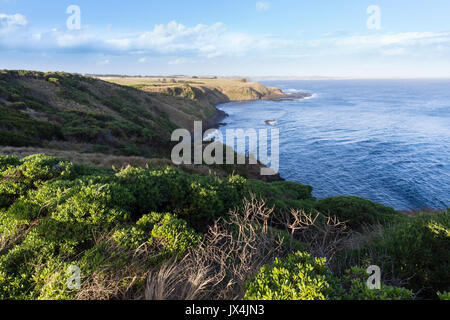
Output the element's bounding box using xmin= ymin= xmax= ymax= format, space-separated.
xmin=97 ymin=59 xmax=110 ymax=66
xmin=168 ymin=58 xmax=188 ymax=65
xmin=256 ymin=1 xmax=271 ymax=12
xmin=0 ymin=20 xmax=289 ymax=58
xmin=322 ymin=30 xmax=349 ymax=37
xmin=0 ymin=13 xmax=28 ymax=33
xmin=0 ymin=17 xmax=449 ymax=65
xmin=380 ymin=48 xmax=408 ymax=56
xmin=333 ymin=32 xmax=449 ymax=47
xmin=305 ymin=31 xmax=450 ymax=57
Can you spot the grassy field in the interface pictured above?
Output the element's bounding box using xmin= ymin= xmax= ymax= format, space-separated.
xmin=99 ymin=76 xmax=283 ymax=102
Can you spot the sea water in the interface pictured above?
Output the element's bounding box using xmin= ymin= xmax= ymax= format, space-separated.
xmin=216 ymin=79 xmax=450 ymax=210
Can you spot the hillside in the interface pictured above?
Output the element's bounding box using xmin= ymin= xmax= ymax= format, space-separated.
xmin=99 ymin=76 xmax=287 ymax=128
xmin=99 ymin=76 xmax=284 ymax=104
xmin=0 ymin=71 xmax=283 ymax=159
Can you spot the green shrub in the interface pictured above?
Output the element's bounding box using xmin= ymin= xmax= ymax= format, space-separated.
xmin=111 ymin=212 xmax=200 ymax=274
xmin=246 ymin=180 xmax=314 ymax=202
xmin=315 ymin=196 xmax=402 ymax=229
xmin=2 ymin=154 xmax=423 ymax=300
xmin=6 ymin=197 xmax=41 ymax=221
xmin=0 ymin=155 xmax=20 ymax=172
xmin=244 ymin=252 xmax=415 ymax=301
xmin=0 ymin=209 xmax=29 ymax=254
xmin=33 ymin=258 xmax=75 ymax=300
xmin=50 ymin=182 xmax=134 ymax=229
xmin=244 ymin=251 xmax=340 ymax=300
xmin=117 ymin=167 xmax=244 ymax=224
xmin=9 ymin=102 xmax=27 ymax=110
xmin=47 ymin=77 xmax=60 ymax=85
xmin=362 ymin=211 xmax=450 ymax=299
xmin=0 ymin=154 xmax=79 ymax=207
xmin=5 ymin=154 xmax=77 ymax=184
xmin=438 ymin=291 xmax=450 ymax=300
xmin=340 ymin=267 xmax=413 ymax=300
xmin=0 ymin=104 xmax=62 ymax=147
xmin=112 ymin=213 xmax=158 ymax=250
xmin=0 ymin=225 xmax=81 ymax=300
xmin=116 ymin=167 xmax=175 ymax=218
xmin=149 ymin=212 xmax=200 ymax=258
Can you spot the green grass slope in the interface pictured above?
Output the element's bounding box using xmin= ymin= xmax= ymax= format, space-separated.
xmin=0 ymin=70 xmax=235 ymax=158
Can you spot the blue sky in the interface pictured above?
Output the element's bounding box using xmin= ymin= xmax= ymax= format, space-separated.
xmin=1 ymin=0 xmax=450 ymax=77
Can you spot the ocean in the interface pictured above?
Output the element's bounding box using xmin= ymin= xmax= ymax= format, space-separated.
xmin=215 ymin=79 xmax=450 ymax=210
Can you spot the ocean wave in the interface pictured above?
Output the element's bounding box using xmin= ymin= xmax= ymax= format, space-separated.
xmin=284 ymin=88 xmax=303 ymax=94
xmin=303 ymin=93 xmax=318 ymax=100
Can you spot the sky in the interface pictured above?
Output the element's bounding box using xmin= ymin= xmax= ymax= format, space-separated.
xmin=1 ymin=0 xmax=450 ymax=78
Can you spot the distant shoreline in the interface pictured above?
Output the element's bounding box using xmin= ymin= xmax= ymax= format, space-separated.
xmin=250 ymin=76 xmax=450 ymax=81
xmin=205 ymin=90 xmax=313 ymax=131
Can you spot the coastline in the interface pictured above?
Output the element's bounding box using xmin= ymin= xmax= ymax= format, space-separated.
xmin=204 ymin=86 xmax=448 ymax=212
xmin=201 ymin=89 xmax=313 ymax=183
xmin=204 ymin=90 xmax=313 ymax=131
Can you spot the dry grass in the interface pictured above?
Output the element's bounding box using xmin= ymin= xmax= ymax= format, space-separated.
xmin=143 ymin=197 xmax=359 ymax=300
xmin=144 ymin=196 xmax=288 ymax=300
xmin=0 ymin=146 xmax=228 ymax=177
xmin=100 ymin=76 xmax=262 ymax=89
xmin=277 ymin=209 xmax=352 ymax=265
xmin=74 ymin=232 xmax=162 ymax=300
xmin=100 ymin=76 xmax=282 ymax=102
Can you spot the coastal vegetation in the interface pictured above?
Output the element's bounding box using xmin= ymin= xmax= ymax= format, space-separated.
xmin=0 ymin=70 xmax=448 ymax=300
xmin=0 ymin=154 xmax=447 ymax=300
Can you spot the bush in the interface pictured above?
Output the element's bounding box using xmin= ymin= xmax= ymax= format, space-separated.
xmin=149 ymin=212 xmax=200 ymax=258
xmin=361 ymin=211 xmax=450 ymax=299
xmin=50 ymin=182 xmax=133 ymax=228
xmin=0 ymin=155 xmax=20 ymax=173
xmin=438 ymin=291 xmax=450 ymax=300
xmin=315 ymin=196 xmax=402 ymax=230
xmin=9 ymin=102 xmax=27 ymax=110
xmin=0 ymin=104 xmax=62 ymax=146
xmin=115 ymin=167 xmax=163 ymax=217
xmin=244 ymin=251 xmax=339 ymax=300
xmin=0 ymin=154 xmax=80 ymax=208
xmin=116 ymin=167 xmax=245 ymax=225
xmin=0 ymin=209 xmax=29 ymax=254
xmin=47 ymin=77 xmax=60 ymax=85
xmin=1 ymin=154 xmax=427 ymax=300
xmin=340 ymin=267 xmax=413 ymax=300
xmin=244 ymin=252 xmax=414 ymax=301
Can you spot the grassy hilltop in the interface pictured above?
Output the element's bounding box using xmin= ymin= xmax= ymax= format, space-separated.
xmin=0 ymin=70 xmax=448 ymax=300
xmin=100 ymin=76 xmax=283 ymax=104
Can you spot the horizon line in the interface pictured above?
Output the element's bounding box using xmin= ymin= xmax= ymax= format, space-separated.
xmin=2 ymin=68 xmax=450 ymax=80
